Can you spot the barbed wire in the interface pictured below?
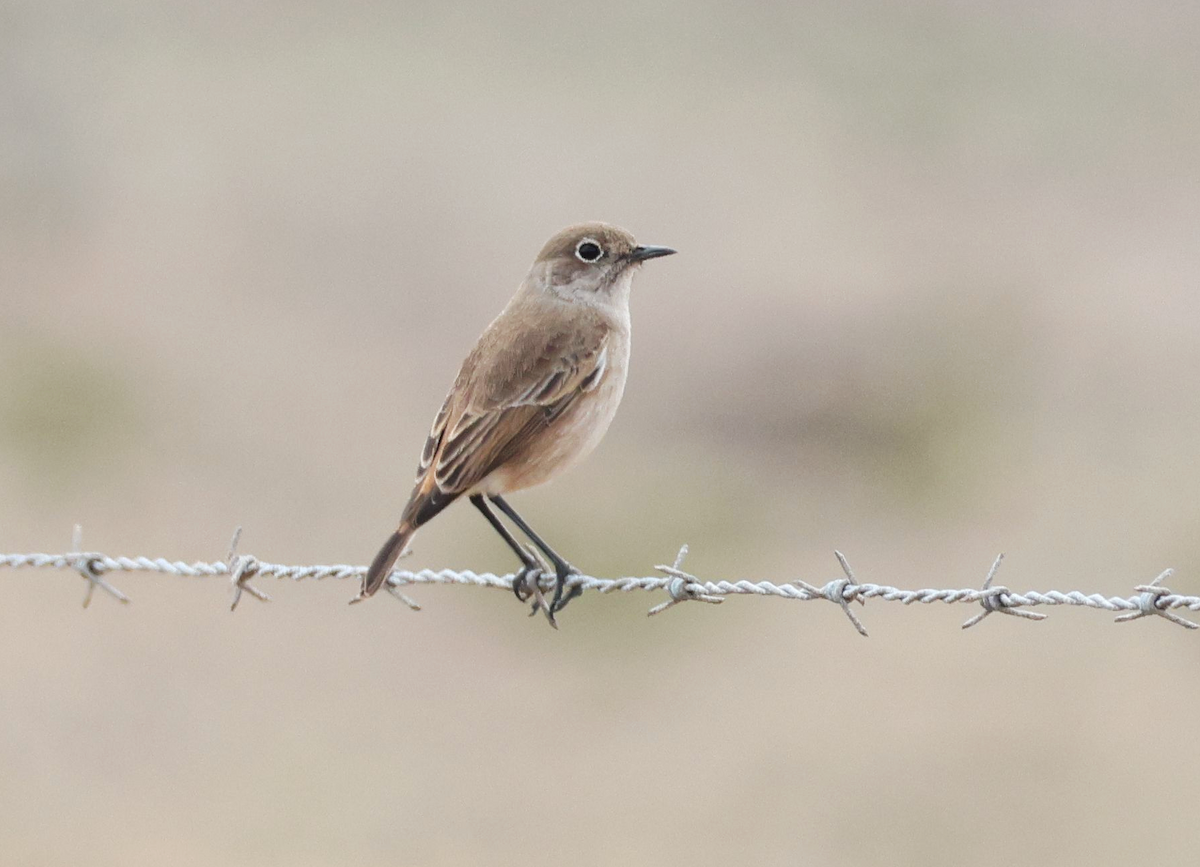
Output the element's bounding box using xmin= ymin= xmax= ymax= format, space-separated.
xmin=2 ymin=525 xmax=1198 ymax=635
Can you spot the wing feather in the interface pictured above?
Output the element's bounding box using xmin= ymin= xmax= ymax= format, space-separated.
xmin=429 ymin=322 xmax=610 ymax=494
xmin=415 ymin=393 xmax=453 ymax=480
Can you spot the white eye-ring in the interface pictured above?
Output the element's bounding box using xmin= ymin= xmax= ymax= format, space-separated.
xmin=575 ymin=238 xmax=604 ymax=262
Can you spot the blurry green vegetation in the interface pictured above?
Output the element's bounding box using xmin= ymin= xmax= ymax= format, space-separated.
xmin=0 ymin=338 xmax=140 ymax=487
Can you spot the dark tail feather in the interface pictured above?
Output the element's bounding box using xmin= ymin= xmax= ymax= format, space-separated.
xmin=355 ymin=525 xmax=414 ymax=602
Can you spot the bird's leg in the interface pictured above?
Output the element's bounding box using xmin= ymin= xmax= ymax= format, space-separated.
xmin=489 ymin=495 xmax=582 ymax=627
xmin=470 ymin=494 xmax=545 ymax=608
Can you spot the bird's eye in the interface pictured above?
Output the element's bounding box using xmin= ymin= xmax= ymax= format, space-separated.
xmin=575 ymin=240 xmax=603 ymax=262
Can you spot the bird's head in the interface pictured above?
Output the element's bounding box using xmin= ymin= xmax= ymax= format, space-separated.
xmin=530 ymin=222 xmax=675 ymax=304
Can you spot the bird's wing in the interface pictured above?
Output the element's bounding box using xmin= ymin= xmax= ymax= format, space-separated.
xmin=414 ymin=314 xmax=611 ymax=498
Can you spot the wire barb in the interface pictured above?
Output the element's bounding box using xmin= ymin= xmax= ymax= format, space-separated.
xmin=70 ymin=525 xmax=130 ymax=608
xmin=227 ymin=527 xmax=268 ymax=611
xmin=385 ymin=548 xmax=423 ymax=611
xmin=962 ymin=553 xmax=1049 ymax=629
xmin=648 ymin=545 xmax=725 ymax=616
xmin=1114 ymin=569 xmax=1199 ymax=630
xmin=795 ymin=551 xmax=869 ymax=637
xmin=514 ymin=545 xmax=551 ymax=618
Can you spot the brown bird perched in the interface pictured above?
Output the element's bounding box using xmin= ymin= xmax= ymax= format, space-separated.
xmin=356 ymin=222 xmax=675 ymax=625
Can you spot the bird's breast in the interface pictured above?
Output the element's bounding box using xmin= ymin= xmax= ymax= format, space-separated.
xmin=484 ymin=327 xmax=630 ymax=494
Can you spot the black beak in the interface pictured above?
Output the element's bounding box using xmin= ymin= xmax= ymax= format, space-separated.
xmin=628 ymin=244 xmax=676 ymax=262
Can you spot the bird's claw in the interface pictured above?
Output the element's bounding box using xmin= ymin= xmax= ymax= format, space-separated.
xmin=541 ymin=567 xmax=583 ymax=628
xmin=511 ymin=550 xmax=582 ymax=629
xmin=512 ymin=565 xmax=540 ymax=604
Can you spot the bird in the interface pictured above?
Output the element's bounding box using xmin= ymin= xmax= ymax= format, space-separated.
xmin=355 ymin=222 xmax=675 ymax=625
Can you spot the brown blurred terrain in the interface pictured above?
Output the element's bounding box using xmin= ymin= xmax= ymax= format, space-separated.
xmin=3 ymin=1 xmax=1199 ymax=865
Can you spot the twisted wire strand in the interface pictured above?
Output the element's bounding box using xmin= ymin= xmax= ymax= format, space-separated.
xmin=2 ymin=530 xmax=1197 ymax=633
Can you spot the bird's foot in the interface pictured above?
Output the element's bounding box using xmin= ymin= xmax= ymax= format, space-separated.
xmin=513 ymin=545 xmax=553 ymax=617
xmin=542 ymin=566 xmax=583 ymax=629
xmin=514 ymin=565 xmax=552 ymax=617
xmin=512 ymin=564 xmax=539 ymax=604
xmin=553 ymin=582 xmax=583 ymax=614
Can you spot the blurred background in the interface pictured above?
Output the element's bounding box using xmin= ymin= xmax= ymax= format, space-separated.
xmin=3 ymin=1 xmax=1199 ymax=864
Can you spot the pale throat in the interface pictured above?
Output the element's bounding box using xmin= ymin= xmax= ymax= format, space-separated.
xmin=544 ymin=266 xmax=636 ymax=318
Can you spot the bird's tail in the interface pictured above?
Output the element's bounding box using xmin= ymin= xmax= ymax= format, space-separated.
xmin=354 ymin=523 xmax=416 ymax=602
